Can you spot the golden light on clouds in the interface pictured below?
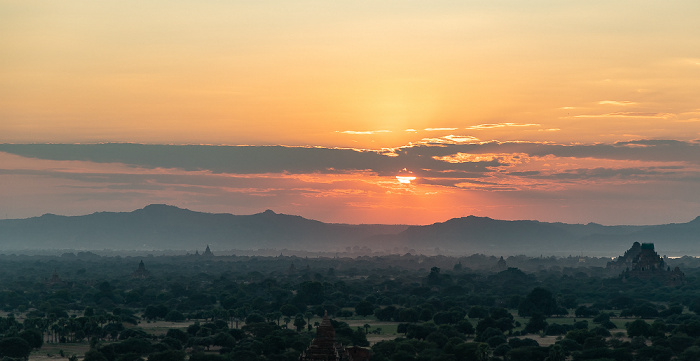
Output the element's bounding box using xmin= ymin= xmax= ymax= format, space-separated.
xmin=396 ymin=176 xmax=417 ymax=184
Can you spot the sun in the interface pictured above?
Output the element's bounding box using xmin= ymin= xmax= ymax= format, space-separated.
xmin=396 ymin=168 xmax=417 ymax=184
xmin=396 ymin=176 xmax=416 ymax=184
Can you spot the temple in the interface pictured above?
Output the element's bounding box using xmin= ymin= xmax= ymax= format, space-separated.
xmin=47 ymin=269 xmax=64 ymax=285
xmin=132 ymin=260 xmax=151 ymax=279
xmin=495 ymin=256 xmax=507 ymax=271
xmin=608 ymin=242 xmax=685 ymax=285
xmin=299 ymin=312 xmax=370 ymax=361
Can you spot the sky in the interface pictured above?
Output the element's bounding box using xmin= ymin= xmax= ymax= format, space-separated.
xmin=1 ymin=1 xmax=700 ymax=225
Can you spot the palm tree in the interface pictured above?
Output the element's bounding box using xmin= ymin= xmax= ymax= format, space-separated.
xmin=545 ymin=344 xmax=566 ymax=361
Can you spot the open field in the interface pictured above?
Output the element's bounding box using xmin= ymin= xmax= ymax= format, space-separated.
xmin=31 ymin=343 xmax=89 ymax=361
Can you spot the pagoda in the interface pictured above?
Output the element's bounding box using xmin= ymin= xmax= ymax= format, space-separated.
xmin=132 ymin=260 xmax=151 ymax=279
xmin=608 ymin=242 xmax=685 ymax=285
xmin=299 ymin=312 xmax=370 ymax=361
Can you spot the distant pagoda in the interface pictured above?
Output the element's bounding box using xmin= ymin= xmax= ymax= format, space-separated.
xmin=47 ymin=269 xmax=65 ymax=285
xmin=132 ymin=260 xmax=151 ymax=279
xmin=495 ymin=256 xmax=507 ymax=271
xmin=608 ymin=242 xmax=685 ymax=285
xmin=203 ymin=245 xmax=214 ymax=257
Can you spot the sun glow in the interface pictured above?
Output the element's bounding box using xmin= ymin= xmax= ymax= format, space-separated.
xmin=396 ymin=176 xmax=417 ymax=184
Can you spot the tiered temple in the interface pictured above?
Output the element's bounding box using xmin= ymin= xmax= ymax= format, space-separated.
xmin=299 ymin=312 xmax=370 ymax=361
xmin=608 ymin=242 xmax=685 ymax=285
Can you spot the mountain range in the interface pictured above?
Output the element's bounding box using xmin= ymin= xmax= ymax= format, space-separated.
xmin=1 ymin=204 xmax=699 ymax=256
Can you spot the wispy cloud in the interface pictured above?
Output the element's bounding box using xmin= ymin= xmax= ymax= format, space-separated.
xmin=598 ymin=100 xmax=637 ymax=106
xmin=424 ymin=127 xmax=458 ymax=131
xmin=337 ymin=130 xmax=392 ymax=135
xmin=465 ymin=123 xmax=540 ymax=130
xmin=417 ymin=135 xmax=481 ymax=144
xmin=573 ymin=112 xmax=674 ymax=119
xmin=432 ymin=152 xmax=529 ymax=165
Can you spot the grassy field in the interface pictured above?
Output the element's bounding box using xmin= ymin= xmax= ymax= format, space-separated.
xmin=25 ymin=310 xmax=640 ymax=360
xmin=31 ymin=343 xmax=89 ymax=361
xmin=137 ymin=319 xmax=195 ymax=336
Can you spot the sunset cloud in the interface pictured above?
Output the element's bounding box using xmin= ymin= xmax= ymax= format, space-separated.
xmin=2 ymin=141 xmax=700 ymax=224
xmin=424 ymin=128 xmax=458 ymax=131
xmin=3 ymin=140 xmax=700 ymax=176
xmin=598 ymin=101 xmax=638 ymax=106
xmin=337 ymin=130 xmax=392 ymax=135
xmin=573 ymin=112 xmax=674 ymax=119
xmin=464 ymin=123 xmax=540 ymax=130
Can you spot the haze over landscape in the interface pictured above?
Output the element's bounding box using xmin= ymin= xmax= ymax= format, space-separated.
xmin=2 ymin=204 xmax=700 ymax=257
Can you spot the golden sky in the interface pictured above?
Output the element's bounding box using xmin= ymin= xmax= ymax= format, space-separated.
xmin=2 ymin=1 xmax=700 ymax=225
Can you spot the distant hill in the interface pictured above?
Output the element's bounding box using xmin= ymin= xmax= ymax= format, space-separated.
xmin=369 ymin=215 xmax=700 ymax=256
xmin=0 ymin=204 xmax=407 ymax=252
xmin=0 ymin=205 xmax=699 ymax=256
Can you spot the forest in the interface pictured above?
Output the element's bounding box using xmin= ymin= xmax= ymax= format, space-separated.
xmin=2 ymin=248 xmax=700 ymax=361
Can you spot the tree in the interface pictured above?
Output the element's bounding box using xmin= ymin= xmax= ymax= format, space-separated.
xmin=83 ymin=350 xmax=109 ymax=361
xmin=519 ymin=288 xmax=558 ymax=317
xmin=354 ymin=300 xmax=375 ymax=317
xmin=427 ymin=267 xmax=441 ymax=286
xmin=0 ymin=337 xmax=32 ymax=359
xmin=678 ymin=346 xmax=700 ymax=361
xmin=19 ymin=329 xmax=43 ymax=350
xmin=270 ymin=311 xmax=283 ymax=325
xmin=351 ymin=328 xmax=370 ymax=347
xmin=280 ymin=304 xmax=299 ymax=318
xmin=213 ymin=332 xmax=235 ymax=348
xmin=523 ymin=313 xmax=548 ymax=334
xmin=457 ymin=320 xmax=475 ymax=336
xmin=294 ymin=314 xmax=306 ymax=332
xmin=468 ymin=306 xmax=489 ymax=319
xmin=476 ymin=342 xmax=490 ymax=361
xmin=305 ymin=311 xmax=314 ymax=329
xmin=374 ymin=306 xmax=397 ymax=322
xmin=396 ymin=308 xmax=419 ymax=323
xmin=144 ymin=304 xmax=169 ymax=320
xmin=626 ymin=319 xmax=652 ymax=338
xmin=245 ymin=313 xmax=266 ymax=324
xmin=545 ymin=344 xmax=566 ymax=361
xmin=165 ymin=310 xmax=186 ymax=322
xmin=148 ymin=350 xmax=187 ymax=361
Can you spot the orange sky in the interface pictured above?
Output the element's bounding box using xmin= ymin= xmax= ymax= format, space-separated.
xmin=2 ymin=1 xmax=700 ymax=225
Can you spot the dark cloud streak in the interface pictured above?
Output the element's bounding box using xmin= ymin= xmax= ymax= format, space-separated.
xmin=1 ymin=140 xmax=700 ymax=182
